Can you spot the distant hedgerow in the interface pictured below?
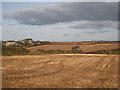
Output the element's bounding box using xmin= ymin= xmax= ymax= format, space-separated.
xmin=2 ymin=45 xmax=30 ymax=56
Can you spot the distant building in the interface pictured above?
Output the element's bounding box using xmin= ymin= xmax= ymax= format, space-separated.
xmin=92 ymin=40 xmax=96 ymax=44
xmin=24 ymin=38 xmax=32 ymax=41
xmin=32 ymin=41 xmax=41 ymax=45
xmin=22 ymin=38 xmax=33 ymax=44
xmin=5 ymin=41 xmax=17 ymax=46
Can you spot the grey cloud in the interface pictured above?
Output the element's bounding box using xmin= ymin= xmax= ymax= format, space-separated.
xmin=84 ymin=30 xmax=109 ymax=35
xmin=0 ymin=22 xmax=2 ymax=25
xmin=4 ymin=2 xmax=117 ymax=25
xmin=39 ymin=32 xmax=43 ymax=34
xmin=70 ymin=20 xmax=118 ymax=30
xmin=55 ymin=27 xmax=63 ymax=29
xmin=5 ymin=21 xmax=19 ymax=25
xmin=75 ymin=34 xmax=79 ymax=37
xmin=63 ymin=34 xmax=71 ymax=37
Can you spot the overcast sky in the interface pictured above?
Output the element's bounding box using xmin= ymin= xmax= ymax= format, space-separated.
xmin=2 ymin=2 xmax=118 ymax=41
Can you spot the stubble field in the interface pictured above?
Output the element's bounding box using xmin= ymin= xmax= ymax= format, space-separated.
xmin=2 ymin=54 xmax=118 ymax=88
xmin=27 ymin=44 xmax=119 ymax=53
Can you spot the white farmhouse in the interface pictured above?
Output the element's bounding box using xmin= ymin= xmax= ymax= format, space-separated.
xmin=5 ymin=41 xmax=17 ymax=46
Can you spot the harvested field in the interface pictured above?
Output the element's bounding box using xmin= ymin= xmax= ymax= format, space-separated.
xmin=2 ymin=54 xmax=118 ymax=88
xmin=27 ymin=44 xmax=118 ymax=53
